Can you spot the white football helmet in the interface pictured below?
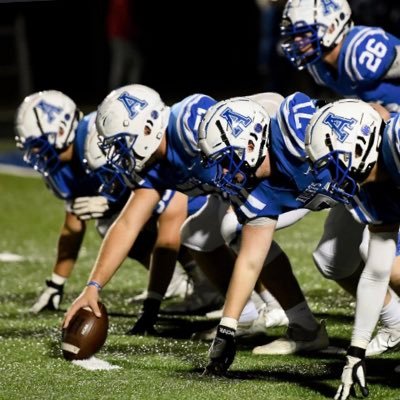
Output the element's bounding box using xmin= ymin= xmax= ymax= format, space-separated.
xmin=83 ymin=112 xmax=128 ymax=202
xmin=96 ymin=84 xmax=170 ymax=180
xmin=15 ymin=90 xmax=80 ymax=174
xmin=305 ymin=99 xmax=384 ymax=202
xmin=199 ymin=97 xmax=270 ymax=194
xmin=280 ymin=0 xmax=353 ymax=69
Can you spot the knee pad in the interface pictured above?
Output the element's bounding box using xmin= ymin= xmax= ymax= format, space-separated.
xmin=312 ymin=244 xmax=361 ymax=280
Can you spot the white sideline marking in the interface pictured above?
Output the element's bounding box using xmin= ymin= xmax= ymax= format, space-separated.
xmin=0 ymin=252 xmax=25 ymax=262
xmin=0 ymin=164 xmax=40 ymax=177
xmin=71 ymin=356 xmax=121 ymax=371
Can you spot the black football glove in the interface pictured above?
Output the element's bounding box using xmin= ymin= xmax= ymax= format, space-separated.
xmin=335 ymin=346 xmax=369 ymax=400
xmin=127 ymin=298 xmax=161 ymax=336
xmin=30 ymin=279 xmax=64 ymax=313
xmin=204 ymin=324 xmax=236 ymax=376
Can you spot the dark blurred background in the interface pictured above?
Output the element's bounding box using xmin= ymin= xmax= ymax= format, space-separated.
xmin=0 ymin=0 xmax=399 ymax=138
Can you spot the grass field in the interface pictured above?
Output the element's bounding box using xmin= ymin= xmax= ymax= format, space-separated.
xmin=1 ymin=172 xmax=400 ymax=400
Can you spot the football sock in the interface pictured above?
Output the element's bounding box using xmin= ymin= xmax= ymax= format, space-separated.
xmin=285 ymin=301 xmax=319 ymax=331
xmin=51 ymin=273 xmax=67 ymax=286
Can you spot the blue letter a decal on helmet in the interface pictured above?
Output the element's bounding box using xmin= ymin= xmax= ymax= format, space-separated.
xmin=118 ymin=92 xmax=148 ymax=120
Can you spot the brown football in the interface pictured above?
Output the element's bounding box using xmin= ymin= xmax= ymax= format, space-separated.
xmin=61 ymin=302 xmax=108 ymax=360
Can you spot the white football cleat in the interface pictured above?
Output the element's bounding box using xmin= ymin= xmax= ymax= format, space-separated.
xmin=252 ymin=320 xmax=329 ymax=355
xmin=236 ymin=305 xmax=288 ymax=338
xmin=30 ymin=280 xmax=63 ymax=313
xmin=264 ymin=307 xmax=289 ymax=329
xmin=128 ymin=264 xmax=192 ymax=303
xmin=366 ymin=325 xmax=400 ymax=356
xmin=205 ymin=307 xmax=224 ymax=320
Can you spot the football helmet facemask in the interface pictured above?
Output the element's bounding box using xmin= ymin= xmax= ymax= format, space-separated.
xmin=15 ymin=90 xmax=81 ymax=175
xmin=305 ymin=99 xmax=384 ymax=203
xmin=83 ymin=113 xmax=128 ymax=202
xmin=96 ymin=84 xmax=170 ymax=185
xmin=280 ymin=0 xmax=353 ymax=70
xmin=199 ymin=97 xmax=270 ymax=195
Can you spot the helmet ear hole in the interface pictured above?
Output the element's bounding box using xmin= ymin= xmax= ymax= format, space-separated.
xmin=355 ymin=143 xmax=363 ymax=158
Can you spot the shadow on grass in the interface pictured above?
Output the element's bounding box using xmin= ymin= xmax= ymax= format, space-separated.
xmin=192 ymin=357 xmax=400 ymax=398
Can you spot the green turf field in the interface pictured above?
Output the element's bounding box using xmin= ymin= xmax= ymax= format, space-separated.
xmin=0 ymin=172 xmax=399 ymax=400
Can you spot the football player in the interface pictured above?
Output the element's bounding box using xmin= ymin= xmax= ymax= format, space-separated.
xmin=15 ymin=90 xmax=196 ymax=314
xmin=280 ymin=0 xmax=400 ymax=113
xmin=62 ymin=85 xmax=312 ymax=339
xmin=305 ymin=99 xmax=400 ymax=399
xmin=198 ymin=93 xmax=342 ymax=376
xmin=280 ymin=0 xmax=400 ymax=356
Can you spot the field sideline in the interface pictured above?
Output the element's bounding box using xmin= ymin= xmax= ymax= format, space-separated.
xmin=1 ymin=171 xmax=399 ymax=400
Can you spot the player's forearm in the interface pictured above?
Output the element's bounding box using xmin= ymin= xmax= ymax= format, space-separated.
xmin=88 ymin=219 xmax=141 ymax=287
xmin=351 ymin=230 xmax=397 ymax=348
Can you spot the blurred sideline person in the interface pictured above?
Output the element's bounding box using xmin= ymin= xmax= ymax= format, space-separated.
xmin=280 ymin=0 xmax=400 ymax=355
xmin=15 ymin=90 xmax=195 ymax=313
xmin=62 ymin=85 xmax=311 ymax=339
xmin=107 ymin=0 xmax=143 ymax=91
xmin=305 ymin=99 xmax=400 ymax=399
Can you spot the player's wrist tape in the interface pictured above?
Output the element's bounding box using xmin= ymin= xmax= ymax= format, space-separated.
xmin=216 ymin=324 xmax=235 ymax=338
xmin=87 ymin=280 xmax=103 ymax=291
xmin=347 ymin=345 xmax=366 ymax=358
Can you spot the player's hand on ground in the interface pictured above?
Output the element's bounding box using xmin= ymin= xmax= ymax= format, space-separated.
xmin=62 ymin=286 xmax=101 ymax=329
xmin=204 ymin=324 xmax=236 ymax=376
xmin=72 ymin=196 xmax=109 ymax=220
xmin=335 ymin=346 xmax=369 ymax=400
xmin=127 ymin=298 xmax=161 ymax=335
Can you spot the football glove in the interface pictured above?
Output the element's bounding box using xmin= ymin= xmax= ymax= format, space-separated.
xmin=127 ymin=298 xmax=161 ymax=336
xmin=335 ymin=346 xmax=369 ymax=400
xmin=204 ymin=324 xmax=236 ymax=376
xmin=30 ymin=279 xmax=64 ymax=313
xmin=71 ymin=196 xmax=109 ymax=220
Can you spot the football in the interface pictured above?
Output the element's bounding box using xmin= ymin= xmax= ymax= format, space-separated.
xmin=61 ymin=302 xmax=109 ymax=361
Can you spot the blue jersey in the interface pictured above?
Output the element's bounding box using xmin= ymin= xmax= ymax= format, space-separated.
xmin=43 ymin=113 xmax=171 ymax=216
xmin=230 ymin=92 xmax=334 ymax=223
xmin=44 ymin=113 xmax=102 ymax=200
xmin=347 ymin=114 xmax=400 ymax=225
xmin=308 ymin=26 xmax=400 ymax=113
xmin=135 ymin=94 xmax=220 ymax=196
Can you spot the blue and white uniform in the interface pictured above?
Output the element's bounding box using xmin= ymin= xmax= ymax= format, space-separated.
xmin=308 ymin=26 xmax=400 ymax=113
xmin=136 ymin=94 xmax=220 ymax=196
xmin=231 ymin=92 xmax=334 ymax=224
xmin=42 ymin=112 xmax=175 ymax=219
xmin=182 ymin=92 xmax=332 ymax=253
xmin=348 ymin=114 xmax=400 ymax=236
